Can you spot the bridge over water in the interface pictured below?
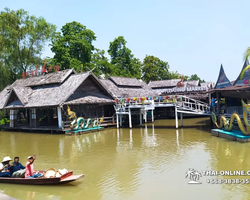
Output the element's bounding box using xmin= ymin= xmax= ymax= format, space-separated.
xmin=114 ymin=95 xmax=211 ymax=128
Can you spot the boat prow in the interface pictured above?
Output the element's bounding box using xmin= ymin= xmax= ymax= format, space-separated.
xmin=0 ymin=171 xmax=84 ymax=185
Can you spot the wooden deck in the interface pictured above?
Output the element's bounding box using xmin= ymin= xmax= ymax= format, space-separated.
xmin=1 ymin=125 xmax=64 ymax=133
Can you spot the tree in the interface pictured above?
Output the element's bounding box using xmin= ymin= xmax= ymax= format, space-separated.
xmin=0 ymin=8 xmax=56 ymax=82
xmin=141 ymin=55 xmax=170 ymax=83
xmin=88 ymin=48 xmax=115 ymax=78
xmin=51 ymin=21 xmax=96 ymax=72
xmin=188 ymin=74 xmax=205 ymax=83
xmin=244 ymin=47 xmax=250 ymax=61
xmin=108 ymin=36 xmax=141 ymax=79
xmin=167 ymin=71 xmax=189 ymax=81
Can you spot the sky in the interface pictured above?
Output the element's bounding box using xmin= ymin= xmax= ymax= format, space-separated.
xmin=1 ymin=0 xmax=250 ymax=82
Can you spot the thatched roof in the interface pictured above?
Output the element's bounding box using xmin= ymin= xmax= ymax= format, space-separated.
xmin=0 ymin=86 xmax=11 ymax=109
xmin=65 ymin=92 xmax=114 ymax=105
xmin=13 ymin=86 xmax=33 ymax=105
xmin=148 ymin=79 xmax=181 ymax=89
xmin=100 ymin=79 xmax=157 ymax=98
xmin=109 ymin=76 xmax=142 ymax=87
xmin=0 ymin=70 xmax=115 ymax=109
xmin=200 ymin=82 xmax=215 ymax=89
xmin=185 ymin=80 xmax=199 ymax=86
xmin=12 ymin=69 xmax=76 ymax=87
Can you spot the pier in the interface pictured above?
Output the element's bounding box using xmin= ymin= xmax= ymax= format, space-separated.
xmin=114 ymin=95 xmax=211 ymax=129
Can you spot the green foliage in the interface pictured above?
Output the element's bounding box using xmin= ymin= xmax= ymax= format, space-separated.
xmin=141 ymin=55 xmax=170 ymax=83
xmin=0 ymin=110 xmax=9 ymax=125
xmin=244 ymin=47 xmax=250 ymax=61
xmin=0 ymin=7 xmax=56 ymax=82
xmin=108 ymin=36 xmax=141 ymax=79
xmin=88 ymin=48 xmax=115 ymax=78
xmin=188 ymin=74 xmax=205 ymax=83
xmin=51 ymin=21 xmax=96 ymax=72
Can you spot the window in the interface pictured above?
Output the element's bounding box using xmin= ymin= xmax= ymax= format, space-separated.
xmin=10 ymin=110 xmax=17 ymax=120
xmin=31 ymin=108 xmax=36 ymax=119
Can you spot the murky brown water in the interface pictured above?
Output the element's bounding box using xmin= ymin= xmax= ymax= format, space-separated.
xmin=1 ymin=117 xmax=250 ymax=200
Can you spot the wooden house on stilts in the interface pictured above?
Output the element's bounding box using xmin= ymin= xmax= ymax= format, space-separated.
xmin=0 ymin=69 xmax=116 ymax=133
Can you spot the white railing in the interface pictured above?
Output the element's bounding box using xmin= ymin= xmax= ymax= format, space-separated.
xmin=174 ymin=95 xmax=210 ymax=113
xmin=114 ymin=95 xmax=210 ymax=114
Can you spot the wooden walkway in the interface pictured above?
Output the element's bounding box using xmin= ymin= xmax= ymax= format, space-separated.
xmin=114 ymin=95 xmax=211 ymax=128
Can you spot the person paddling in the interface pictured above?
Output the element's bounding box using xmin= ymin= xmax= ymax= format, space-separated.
xmin=25 ymin=155 xmax=43 ymax=178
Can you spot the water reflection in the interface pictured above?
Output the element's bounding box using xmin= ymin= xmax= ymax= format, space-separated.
xmin=176 ymin=130 xmax=179 ymax=147
xmin=1 ymin=118 xmax=250 ymax=200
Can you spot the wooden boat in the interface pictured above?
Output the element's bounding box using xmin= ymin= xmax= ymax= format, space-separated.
xmin=0 ymin=171 xmax=84 ymax=185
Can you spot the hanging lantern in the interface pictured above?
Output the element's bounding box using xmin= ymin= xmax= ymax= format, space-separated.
xmin=166 ymin=96 xmax=169 ymax=99
xmin=140 ymin=98 xmax=143 ymax=101
xmin=126 ymin=98 xmax=130 ymax=102
xmin=146 ymin=97 xmax=148 ymax=100
xmin=148 ymin=97 xmax=152 ymax=100
xmin=133 ymin=97 xmax=137 ymax=101
xmin=115 ymin=99 xmax=118 ymax=103
xmin=153 ymin=97 xmax=156 ymax=100
xmin=159 ymin=96 xmax=163 ymax=100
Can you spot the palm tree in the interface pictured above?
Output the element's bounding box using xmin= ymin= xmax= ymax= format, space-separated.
xmin=244 ymin=47 xmax=250 ymax=61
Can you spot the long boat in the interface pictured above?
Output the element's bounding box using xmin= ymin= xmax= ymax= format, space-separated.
xmin=0 ymin=171 xmax=84 ymax=185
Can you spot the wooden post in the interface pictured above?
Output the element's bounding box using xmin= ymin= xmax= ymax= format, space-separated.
xmin=216 ymin=92 xmax=220 ymax=115
xmin=151 ymin=110 xmax=154 ymax=122
xmin=180 ymin=112 xmax=183 ymax=127
xmin=208 ymin=93 xmax=211 ymax=105
xmin=119 ymin=114 xmax=122 ymax=127
xmin=145 ymin=111 xmax=147 ymax=123
xmin=57 ymin=106 xmax=62 ymax=128
xmin=175 ymin=106 xmax=178 ymax=128
xmin=139 ymin=109 xmax=142 ymax=126
xmin=128 ymin=108 xmax=132 ymax=128
xmin=116 ymin=114 xmax=119 ymax=128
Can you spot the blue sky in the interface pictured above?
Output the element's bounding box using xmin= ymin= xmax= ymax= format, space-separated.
xmin=1 ymin=0 xmax=250 ymax=82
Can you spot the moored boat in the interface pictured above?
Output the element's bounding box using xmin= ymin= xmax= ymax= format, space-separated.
xmin=0 ymin=171 xmax=84 ymax=185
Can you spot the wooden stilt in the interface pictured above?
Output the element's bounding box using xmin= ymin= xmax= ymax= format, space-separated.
xmin=119 ymin=114 xmax=122 ymax=127
xmin=180 ymin=112 xmax=183 ymax=127
xmin=175 ymin=106 xmax=178 ymax=128
xmin=57 ymin=107 xmax=62 ymax=128
xmin=152 ymin=110 xmax=154 ymax=122
xmin=129 ymin=108 xmax=132 ymax=128
xmin=116 ymin=114 xmax=119 ymax=128
xmin=139 ymin=109 xmax=142 ymax=126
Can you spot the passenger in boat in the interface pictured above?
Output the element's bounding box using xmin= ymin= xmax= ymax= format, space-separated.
xmin=0 ymin=156 xmax=13 ymax=177
xmin=10 ymin=157 xmax=26 ymax=178
xmin=25 ymin=155 xmax=43 ymax=178
xmin=211 ymin=98 xmax=216 ymax=112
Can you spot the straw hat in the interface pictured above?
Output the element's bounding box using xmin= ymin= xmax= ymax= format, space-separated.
xmin=58 ymin=169 xmax=68 ymax=176
xmin=2 ymin=156 xmax=12 ymax=162
xmin=44 ymin=168 xmax=56 ymax=178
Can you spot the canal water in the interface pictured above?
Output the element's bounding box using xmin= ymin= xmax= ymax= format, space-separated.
xmin=0 ymin=117 xmax=250 ymax=200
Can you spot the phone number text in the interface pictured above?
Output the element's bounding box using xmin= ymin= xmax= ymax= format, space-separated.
xmin=207 ymin=179 xmax=250 ymax=184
